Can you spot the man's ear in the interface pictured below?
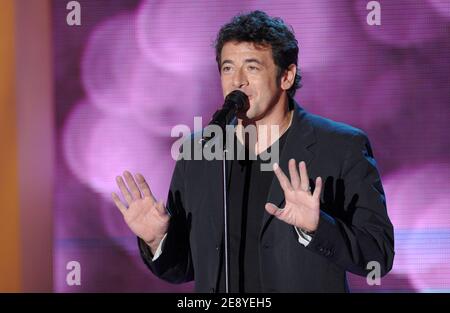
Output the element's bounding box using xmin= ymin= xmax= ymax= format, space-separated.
xmin=280 ymin=64 xmax=297 ymax=91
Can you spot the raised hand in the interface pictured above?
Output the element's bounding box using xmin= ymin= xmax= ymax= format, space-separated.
xmin=112 ymin=171 xmax=169 ymax=253
xmin=265 ymin=159 xmax=322 ymax=233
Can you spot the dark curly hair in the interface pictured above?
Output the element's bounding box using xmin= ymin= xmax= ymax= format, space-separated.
xmin=215 ymin=10 xmax=301 ymax=98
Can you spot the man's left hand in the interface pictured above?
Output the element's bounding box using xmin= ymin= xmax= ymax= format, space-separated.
xmin=265 ymin=159 xmax=322 ymax=233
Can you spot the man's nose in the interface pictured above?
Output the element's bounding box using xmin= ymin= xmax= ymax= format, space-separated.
xmin=232 ymin=68 xmax=248 ymax=89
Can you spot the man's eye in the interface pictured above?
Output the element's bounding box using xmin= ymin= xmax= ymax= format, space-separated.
xmin=248 ymin=66 xmax=259 ymax=71
xmin=222 ymin=66 xmax=231 ymax=72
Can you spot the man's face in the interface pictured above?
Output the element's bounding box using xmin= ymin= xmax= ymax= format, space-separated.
xmin=220 ymin=41 xmax=282 ymax=121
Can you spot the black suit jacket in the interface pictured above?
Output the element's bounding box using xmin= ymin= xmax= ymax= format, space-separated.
xmin=138 ymin=101 xmax=395 ymax=292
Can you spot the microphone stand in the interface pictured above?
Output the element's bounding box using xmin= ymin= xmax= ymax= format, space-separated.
xmin=200 ymin=121 xmax=233 ymax=293
xmin=221 ymin=136 xmax=230 ymax=293
xmin=202 ymin=125 xmax=231 ymax=293
xmin=201 ymin=90 xmax=248 ymax=293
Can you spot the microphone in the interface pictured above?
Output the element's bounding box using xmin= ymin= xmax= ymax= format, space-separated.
xmin=201 ymin=90 xmax=249 ymax=143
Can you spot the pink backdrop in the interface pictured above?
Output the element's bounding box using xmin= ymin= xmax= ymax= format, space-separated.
xmin=52 ymin=0 xmax=450 ymax=292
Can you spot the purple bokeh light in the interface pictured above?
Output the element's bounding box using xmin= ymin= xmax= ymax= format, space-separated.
xmin=81 ymin=12 xmax=140 ymax=117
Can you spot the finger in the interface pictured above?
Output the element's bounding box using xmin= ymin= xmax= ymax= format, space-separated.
xmin=313 ymin=176 xmax=323 ymax=200
xmin=288 ymin=159 xmax=300 ymax=189
xmin=111 ymin=192 xmax=127 ymax=215
xmin=116 ymin=175 xmax=133 ymax=205
xmin=124 ymin=170 xmax=142 ymax=200
xmin=273 ymin=163 xmax=293 ymax=191
xmin=265 ymin=203 xmax=284 ymax=219
xmin=299 ymin=161 xmax=310 ymax=192
xmin=135 ymin=173 xmax=155 ymax=201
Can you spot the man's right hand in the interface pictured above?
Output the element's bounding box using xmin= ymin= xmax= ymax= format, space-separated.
xmin=112 ymin=171 xmax=169 ymax=255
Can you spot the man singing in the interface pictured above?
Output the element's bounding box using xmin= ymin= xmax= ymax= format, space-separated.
xmin=112 ymin=10 xmax=394 ymax=292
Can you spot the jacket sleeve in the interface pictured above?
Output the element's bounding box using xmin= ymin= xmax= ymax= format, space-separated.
xmin=138 ymin=157 xmax=194 ymax=284
xmin=306 ymin=132 xmax=395 ymax=277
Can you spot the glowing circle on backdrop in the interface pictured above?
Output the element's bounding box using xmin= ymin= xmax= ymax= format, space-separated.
xmin=62 ymin=101 xmax=173 ymax=200
xmin=62 ymin=100 xmax=101 ymax=188
xmin=85 ymin=115 xmax=172 ymax=199
xmin=136 ymin=0 xmax=229 ymax=73
xmin=128 ymin=57 xmax=202 ymax=137
xmin=81 ymin=12 xmax=140 ymax=117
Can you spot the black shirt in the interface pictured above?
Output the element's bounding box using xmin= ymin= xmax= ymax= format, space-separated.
xmin=217 ymin=127 xmax=290 ymax=293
